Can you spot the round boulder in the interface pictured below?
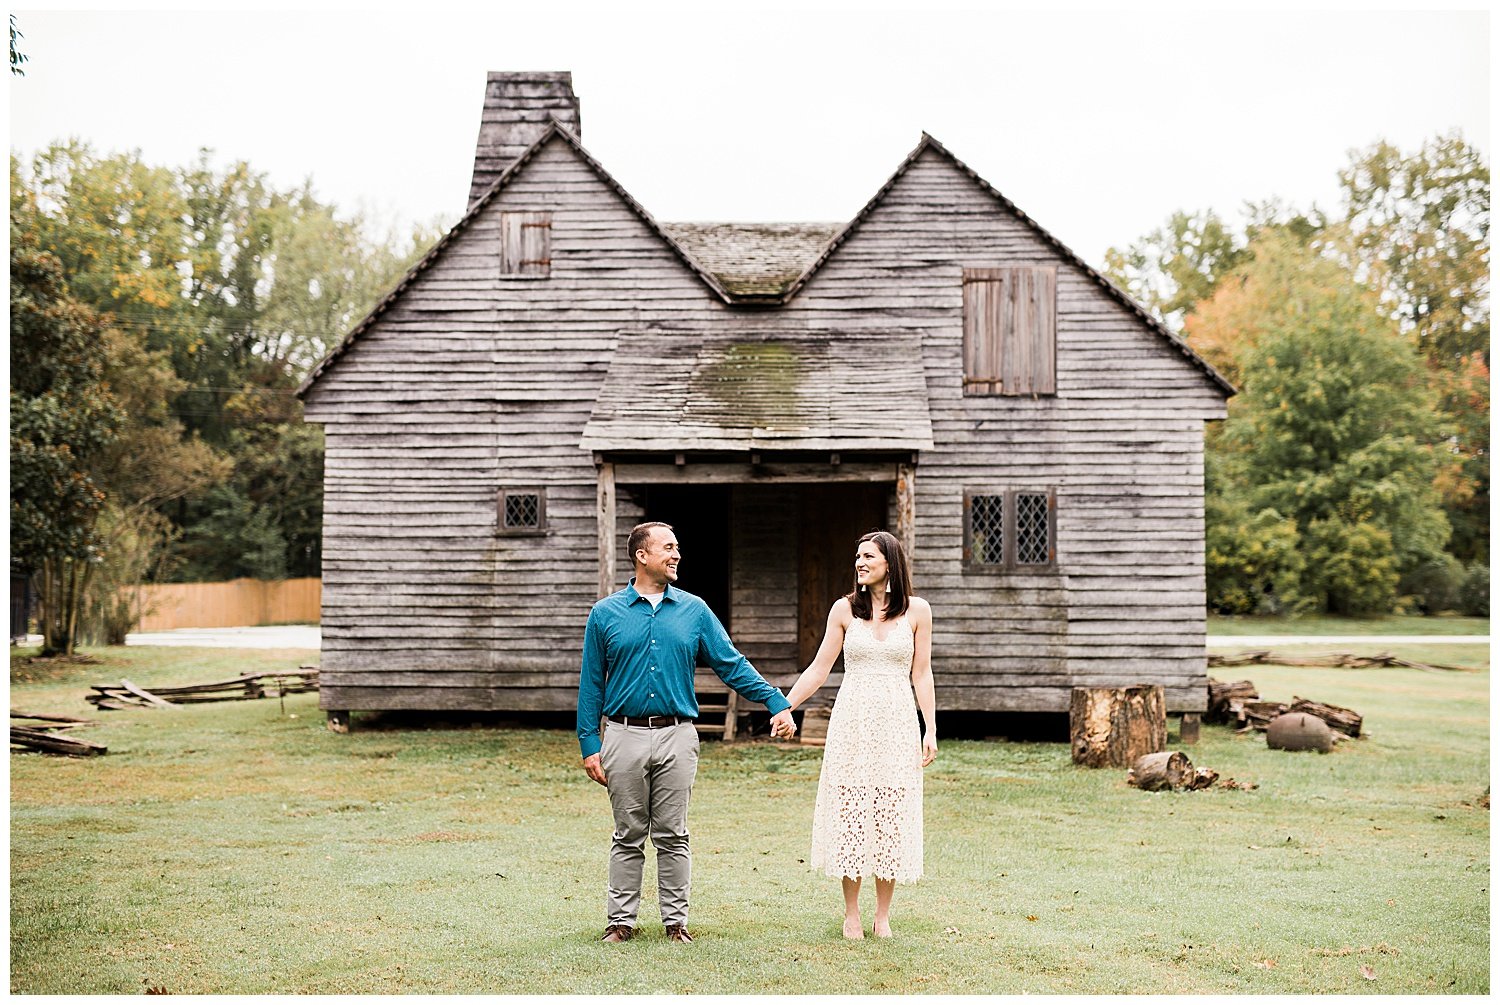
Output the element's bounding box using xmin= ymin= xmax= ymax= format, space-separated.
xmin=1266 ymin=712 xmax=1333 ymax=752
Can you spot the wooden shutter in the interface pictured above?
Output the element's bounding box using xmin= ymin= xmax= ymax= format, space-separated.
xmin=963 ymin=267 xmax=1056 ymax=395
xmin=501 ymin=211 xmax=551 ymax=276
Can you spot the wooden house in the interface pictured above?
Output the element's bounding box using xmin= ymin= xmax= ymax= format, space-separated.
xmin=298 ymin=71 xmax=1233 ymax=732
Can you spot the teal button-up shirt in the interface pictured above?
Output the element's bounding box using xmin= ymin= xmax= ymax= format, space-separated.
xmin=577 ymin=580 xmax=790 ymax=758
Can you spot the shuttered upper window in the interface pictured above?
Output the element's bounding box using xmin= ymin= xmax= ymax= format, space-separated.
xmin=962 ymin=266 xmax=1056 ymax=395
xmin=500 ymin=211 xmax=552 ymax=277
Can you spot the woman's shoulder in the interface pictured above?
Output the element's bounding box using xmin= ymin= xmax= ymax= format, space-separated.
xmin=829 ymin=596 xmax=853 ymax=617
xmin=906 ymin=595 xmax=932 ymax=619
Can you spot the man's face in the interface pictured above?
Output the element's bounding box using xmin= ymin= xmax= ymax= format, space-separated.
xmin=636 ymin=527 xmax=681 ymax=584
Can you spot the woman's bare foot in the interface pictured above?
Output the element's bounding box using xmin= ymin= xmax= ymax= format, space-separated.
xmin=873 ymin=917 xmax=893 ymax=938
xmin=843 ymin=917 xmax=865 ymax=939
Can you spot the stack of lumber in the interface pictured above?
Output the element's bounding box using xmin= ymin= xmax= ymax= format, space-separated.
xmin=87 ymin=667 xmax=319 ymax=710
xmin=1206 ymin=677 xmax=1363 ymax=738
xmin=11 ymin=711 xmax=107 ymax=756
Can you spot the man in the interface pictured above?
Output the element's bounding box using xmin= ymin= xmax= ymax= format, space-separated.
xmin=578 ymin=521 xmax=797 ymax=944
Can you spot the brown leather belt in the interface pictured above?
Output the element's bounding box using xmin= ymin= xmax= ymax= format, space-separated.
xmin=607 ymin=714 xmax=690 ymax=729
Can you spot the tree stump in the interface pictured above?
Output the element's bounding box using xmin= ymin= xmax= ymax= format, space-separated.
xmin=1069 ymin=685 xmax=1166 ymax=768
xmin=1127 ymin=750 xmax=1192 ymax=791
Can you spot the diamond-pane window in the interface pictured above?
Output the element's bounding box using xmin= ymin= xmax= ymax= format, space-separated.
xmin=969 ymin=494 xmax=1005 ymax=565
xmin=498 ymin=489 xmax=546 ymax=535
xmin=964 ymin=488 xmax=1056 ymax=571
xmin=1016 ymin=492 xmax=1050 ymax=565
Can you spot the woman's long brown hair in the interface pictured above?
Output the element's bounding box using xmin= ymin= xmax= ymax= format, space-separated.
xmin=846 ymin=530 xmax=911 ymax=621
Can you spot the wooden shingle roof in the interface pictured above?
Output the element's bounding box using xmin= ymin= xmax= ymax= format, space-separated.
xmin=579 ymin=329 xmax=936 ymax=454
xmin=658 ymin=223 xmax=841 ymax=299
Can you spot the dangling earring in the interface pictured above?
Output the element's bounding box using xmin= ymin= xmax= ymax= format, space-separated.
xmin=860 ymin=583 xmax=867 ymax=593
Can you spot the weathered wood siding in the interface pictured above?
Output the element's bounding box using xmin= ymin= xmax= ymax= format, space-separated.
xmin=304 ymin=136 xmax=1225 ymax=714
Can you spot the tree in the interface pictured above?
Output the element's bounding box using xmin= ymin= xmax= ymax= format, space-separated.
xmin=1103 ymin=209 xmax=1250 ymax=331
xmin=10 ymin=228 xmax=120 ymax=655
xmin=1208 ymin=234 xmax=1450 ymax=615
xmin=13 ymin=142 xmax=438 ymax=598
xmin=1339 ymin=134 xmax=1489 ymax=563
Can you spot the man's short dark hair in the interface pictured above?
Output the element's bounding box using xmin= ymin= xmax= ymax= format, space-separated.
xmin=627 ymin=521 xmax=674 ymax=565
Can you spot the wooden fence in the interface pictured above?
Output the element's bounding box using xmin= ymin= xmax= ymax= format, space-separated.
xmin=130 ymin=578 xmax=321 ymax=631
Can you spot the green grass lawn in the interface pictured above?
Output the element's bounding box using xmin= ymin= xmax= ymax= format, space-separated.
xmin=10 ymin=643 xmax=1489 ymax=994
xmin=1207 ymin=613 xmax=1489 ymax=636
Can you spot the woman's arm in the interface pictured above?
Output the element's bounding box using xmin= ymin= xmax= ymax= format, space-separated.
xmin=785 ymin=599 xmax=851 ymax=711
xmin=910 ymin=598 xmax=937 ymax=766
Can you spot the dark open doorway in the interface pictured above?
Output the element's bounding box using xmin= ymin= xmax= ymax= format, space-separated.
xmin=644 ymin=485 xmax=732 ymax=627
xmin=797 ymin=483 xmax=889 ymax=668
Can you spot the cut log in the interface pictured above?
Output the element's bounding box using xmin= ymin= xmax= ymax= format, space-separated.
xmin=1206 ymin=678 xmax=1259 ymax=723
xmin=1127 ymin=750 xmax=1192 ymax=791
xmin=1240 ymin=700 xmax=1289 ymax=731
xmin=1287 ymin=697 xmax=1362 ymax=738
xmin=1070 ymin=685 xmax=1166 ymax=768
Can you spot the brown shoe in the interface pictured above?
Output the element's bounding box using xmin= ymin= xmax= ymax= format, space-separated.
xmin=664 ymin=924 xmax=694 ymax=944
xmin=601 ymin=924 xmax=633 ymax=943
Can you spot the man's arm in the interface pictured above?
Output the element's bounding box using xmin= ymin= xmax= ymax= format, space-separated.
xmin=695 ymin=603 xmax=791 ymax=718
xmin=577 ymin=608 xmax=609 ymax=781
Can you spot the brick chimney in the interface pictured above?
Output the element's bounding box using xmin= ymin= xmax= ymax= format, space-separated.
xmin=469 ymin=71 xmax=581 ymax=207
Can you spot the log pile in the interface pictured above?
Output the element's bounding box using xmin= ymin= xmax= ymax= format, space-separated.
xmin=11 ymin=711 xmax=107 ymax=756
xmin=87 ymin=668 xmax=319 ymax=710
xmin=1208 ymin=650 xmax=1480 ymax=673
xmin=1206 ymin=677 xmax=1362 ymax=739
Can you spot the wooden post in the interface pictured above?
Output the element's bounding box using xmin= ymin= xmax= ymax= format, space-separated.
xmin=597 ymin=462 xmax=616 ymax=599
xmin=722 ymin=690 xmax=739 ymax=741
xmin=1069 ymin=685 xmax=1166 ymax=767
xmin=1179 ymin=711 xmax=1201 ymax=744
xmin=895 ymin=462 xmax=916 ymax=559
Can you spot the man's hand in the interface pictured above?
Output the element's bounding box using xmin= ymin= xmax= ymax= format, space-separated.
xmin=582 ymin=753 xmax=607 ymax=786
xmin=770 ymin=709 xmax=797 ymax=740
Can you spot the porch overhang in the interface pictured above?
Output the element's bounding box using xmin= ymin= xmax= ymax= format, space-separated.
xmin=579 ymin=329 xmax=936 ymax=454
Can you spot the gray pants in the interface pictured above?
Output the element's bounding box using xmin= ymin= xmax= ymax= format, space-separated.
xmin=600 ymin=719 xmax=699 ymax=928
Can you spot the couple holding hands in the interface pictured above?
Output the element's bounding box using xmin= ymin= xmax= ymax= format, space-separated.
xmin=577 ymin=522 xmax=937 ymax=943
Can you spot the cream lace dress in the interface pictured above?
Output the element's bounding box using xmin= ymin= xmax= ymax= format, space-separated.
xmin=810 ymin=613 xmax=923 ymax=883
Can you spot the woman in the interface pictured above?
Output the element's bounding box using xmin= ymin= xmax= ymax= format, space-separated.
xmin=786 ymin=530 xmax=937 ymax=939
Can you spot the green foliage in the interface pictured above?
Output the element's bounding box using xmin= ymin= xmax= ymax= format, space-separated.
xmin=11 ymin=142 xmax=436 ymax=590
xmin=1102 ymin=209 xmax=1250 ymax=330
xmin=1209 ymin=234 xmax=1450 ymax=614
xmin=1400 ymin=554 xmax=1466 ymax=615
xmin=1458 ymin=564 xmax=1488 ymax=617
xmin=10 ymin=14 xmax=26 ymax=76
xmin=1204 ymin=492 xmax=1306 ymax=615
xmin=10 ymin=227 xmax=122 ymax=654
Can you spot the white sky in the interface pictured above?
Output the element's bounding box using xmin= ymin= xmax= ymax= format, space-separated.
xmin=7 ymin=4 xmax=1492 ymax=266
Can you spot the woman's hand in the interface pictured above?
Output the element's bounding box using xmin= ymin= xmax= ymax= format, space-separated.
xmin=921 ymin=733 xmax=937 ymax=767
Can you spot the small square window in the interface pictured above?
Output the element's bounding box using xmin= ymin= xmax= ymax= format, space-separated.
xmin=498 ymin=488 xmax=546 ymax=535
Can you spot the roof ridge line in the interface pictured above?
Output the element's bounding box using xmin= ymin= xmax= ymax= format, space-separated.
xmin=299 ymin=117 xmax=734 ymax=396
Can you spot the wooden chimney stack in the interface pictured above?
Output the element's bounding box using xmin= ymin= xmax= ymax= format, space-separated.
xmin=468 ymin=71 xmax=581 ymax=207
